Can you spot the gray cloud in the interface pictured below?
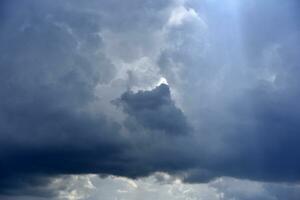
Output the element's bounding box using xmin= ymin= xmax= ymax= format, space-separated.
xmin=1 ymin=0 xmax=300 ymax=199
xmin=158 ymin=0 xmax=300 ymax=183
xmin=115 ymin=84 xmax=190 ymax=135
xmin=0 ymin=0 xmax=184 ymax=196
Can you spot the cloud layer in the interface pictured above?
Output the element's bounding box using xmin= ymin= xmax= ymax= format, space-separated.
xmin=1 ymin=0 xmax=300 ymax=198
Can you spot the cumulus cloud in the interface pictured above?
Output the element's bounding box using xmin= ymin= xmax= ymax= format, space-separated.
xmin=0 ymin=0 xmax=187 ymax=196
xmin=158 ymin=0 xmax=300 ymax=183
xmin=1 ymin=0 xmax=300 ymax=199
xmin=4 ymin=174 xmax=298 ymax=200
xmin=114 ymin=84 xmax=190 ymax=135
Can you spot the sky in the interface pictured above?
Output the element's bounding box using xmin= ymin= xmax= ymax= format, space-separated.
xmin=0 ymin=0 xmax=300 ymax=199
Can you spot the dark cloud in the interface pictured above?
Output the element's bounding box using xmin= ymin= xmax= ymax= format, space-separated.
xmin=0 ymin=0 xmax=184 ymax=197
xmin=2 ymin=0 xmax=300 ymax=199
xmin=0 ymin=0 xmax=121 ymax=195
xmin=0 ymin=175 xmax=61 ymax=198
xmin=115 ymin=84 xmax=190 ymax=135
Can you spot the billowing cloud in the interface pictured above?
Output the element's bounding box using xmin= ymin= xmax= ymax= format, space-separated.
xmin=115 ymin=84 xmax=190 ymax=135
xmin=0 ymin=0 xmax=186 ymax=196
xmin=1 ymin=0 xmax=300 ymax=199
xmin=157 ymin=0 xmax=300 ymax=183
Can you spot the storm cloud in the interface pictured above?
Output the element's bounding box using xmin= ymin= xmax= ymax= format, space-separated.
xmin=1 ymin=0 xmax=300 ymax=199
xmin=115 ymin=84 xmax=190 ymax=135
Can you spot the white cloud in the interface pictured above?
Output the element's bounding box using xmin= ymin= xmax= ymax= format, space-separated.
xmin=168 ymin=6 xmax=200 ymax=26
xmin=39 ymin=174 xmax=299 ymax=200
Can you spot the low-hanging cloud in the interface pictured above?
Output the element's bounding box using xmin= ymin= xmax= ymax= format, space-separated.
xmin=1 ymin=0 xmax=300 ymax=198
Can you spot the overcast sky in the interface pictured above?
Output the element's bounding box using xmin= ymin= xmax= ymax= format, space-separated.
xmin=1 ymin=0 xmax=300 ymax=199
